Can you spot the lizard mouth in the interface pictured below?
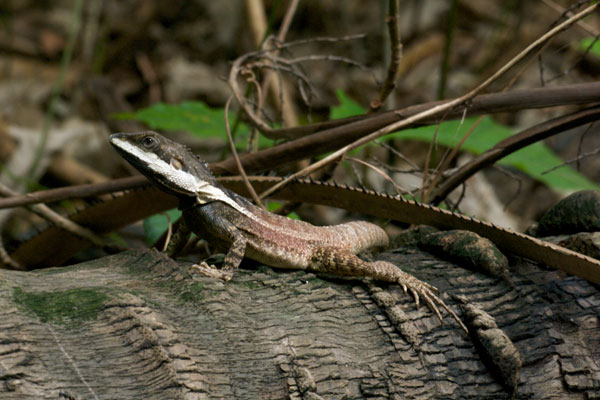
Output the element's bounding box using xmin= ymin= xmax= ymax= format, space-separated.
xmin=109 ymin=132 xmax=251 ymax=213
xmin=109 ymin=134 xmax=201 ymax=197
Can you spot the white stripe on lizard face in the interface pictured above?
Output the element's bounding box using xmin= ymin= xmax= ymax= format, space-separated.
xmin=111 ymin=137 xmax=248 ymax=214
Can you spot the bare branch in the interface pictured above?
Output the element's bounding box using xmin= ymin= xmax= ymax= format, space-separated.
xmin=257 ymin=3 xmax=598 ymax=199
xmin=0 ymin=182 xmax=125 ymax=252
xmin=369 ymin=0 xmax=402 ymax=112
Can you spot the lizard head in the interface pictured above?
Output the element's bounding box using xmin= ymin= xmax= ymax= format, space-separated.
xmin=109 ymin=131 xmax=217 ymax=198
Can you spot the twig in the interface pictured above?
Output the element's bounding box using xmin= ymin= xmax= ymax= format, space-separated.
xmin=244 ymin=0 xmax=268 ymax=46
xmin=251 ymin=81 xmax=600 ymax=142
xmin=27 ymin=0 xmax=83 ymax=182
xmin=274 ymin=54 xmax=371 ymax=70
xmin=161 ymin=212 xmax=173 ymax=252
xmin=424 ymin=112 xmax=482 ymax=202
xmin=429 ymin=106 xmax=600 ymax=204
xmin=369 ymin=0 xmax=402 ymax=112
xmin=576 ymin=120 xmax=595 ymax=171
xmin=542 ymin=144 xmax=600 ymax=175
xmin=0 ymin=235 xmax=22 ymax=270
xmin=241 ymin=69 xmax=265 ymax=151
xmin=347 ymin=157 xmax=407 ymax=195
xmin=492 ymin=166 xmax=523 ymax=212
xmin=438 ymin=0 xmax=458 ymax=99
xmin=270 ymin=34 xmax=367 ymax=50
xmin=259 ymin=0 xmax=301 ymax=128
xmin=257 ymin=3 xmax=598 ymax=199
xmin=0 ymin=182 xmax=125 ymax=252
xmin=230 ymin=54 xmax=275 ymax=134
xmin=546 ymin=33 xmax=600 ymax=84
xmin=420 ymin=115 xmax=444 ymax=200
xmin=375 ymin=140 xmax=420 ymax=170
xmin=542 ymin=0 xmax=599 ymax=36
xmin=279 ymin=1 xmax=299 ymax=40
xmin=0 ymin=176 xmax=147 ymax=209
xmin=229 ymin=33 xmax=368 ymax=136
xmin=367 ymin=157 xmax=426 ymax=178
xmin=224 ymin=96 xmax=265 ymax=209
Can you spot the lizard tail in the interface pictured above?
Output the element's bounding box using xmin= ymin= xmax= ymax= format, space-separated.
xmin=326 ymin=221 xmax=389 ymax=253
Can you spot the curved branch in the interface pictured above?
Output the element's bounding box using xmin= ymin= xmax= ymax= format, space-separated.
xmin=429 ymin=106 xmax=600 ymax=204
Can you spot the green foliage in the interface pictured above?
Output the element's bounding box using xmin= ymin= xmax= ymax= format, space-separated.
xmin=119 ymin=92 xmax=597 ymax=193
xmin=330 ymin=89 xmax=598 ymax=192
xmin=117 ymin=102 xmax=235 ymax=137
xmin=329 ymin=89 xmax=367 ymax=156
xmin=330 ymin=89 xmax=365 ymax=119
xmin=267 ymin=201 xmax=300 ymax=219
xmin=115 ymin=101 xmax=276 ymax=148
xmin=13 ymin=287 xmax=108 ymax=326
xmin=394 ymin=117 xmax=599 ymax=191
xmin=580 ymin=37 xmax=600 ymax=59
xmin=144 ymin=209 xmax=182 ymax=245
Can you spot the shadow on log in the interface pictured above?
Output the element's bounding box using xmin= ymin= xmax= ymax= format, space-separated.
xmin=0 ymin=247 xmax=599 ymax=399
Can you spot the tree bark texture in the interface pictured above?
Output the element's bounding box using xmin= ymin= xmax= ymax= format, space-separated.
xmin=0 ymin=247 xmax=598 ymax=399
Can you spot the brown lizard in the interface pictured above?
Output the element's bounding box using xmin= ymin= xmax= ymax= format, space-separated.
xmin=10 ymin=171 xmax=600 ymax=285
xmin=109 ymin=131 xmax=468 ymax=332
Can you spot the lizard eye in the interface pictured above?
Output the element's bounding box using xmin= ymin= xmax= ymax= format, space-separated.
xmin=142 ymin=136 xmax=156 ymax=148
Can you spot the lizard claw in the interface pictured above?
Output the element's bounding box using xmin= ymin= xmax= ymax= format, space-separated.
xmin=396 ymin=269 xmax=468 ymax=334
xmin=190 ymin=261 xmax=233 ymax=282
xmin=409 ymin=288 xmax=420 ymax=307
xmin=401 ymin=283 xmax=408 ymax=294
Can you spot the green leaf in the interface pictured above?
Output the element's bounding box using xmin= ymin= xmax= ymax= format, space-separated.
xmin=390 ymin=116 xmax=599 ymax=192
xmin=330 ymin=89 xmax=365 ymax=119
xmin=117 ymin=102 xmax=237 ymax=137
xmin=580 ymin=37 xmax=600 ymax=59
xmin=143 ymin=209 xmax=182 ymax=245
xmin=115 ymin=101 xmax=276 ymax=149
xmin=267 ymin=201 xmax=300 ymax=220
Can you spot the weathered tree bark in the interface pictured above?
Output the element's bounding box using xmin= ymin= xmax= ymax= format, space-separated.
xmin=0 ymin=247 xmax=598 ymax=399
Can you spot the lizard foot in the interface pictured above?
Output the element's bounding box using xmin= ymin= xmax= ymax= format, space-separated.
xmin=393 ymin=267 xmax=468 ymax=334
xmin=189 ymin=261 xmax=234 ymax=282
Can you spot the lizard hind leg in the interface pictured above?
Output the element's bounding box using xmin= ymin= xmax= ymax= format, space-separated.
xmin=371 ymin=260 xmax=468 ymax=333
xmin=311 ymin=247 xmax=468 ymax=333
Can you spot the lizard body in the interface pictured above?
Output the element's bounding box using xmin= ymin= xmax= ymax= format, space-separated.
xmin=110 ymin=131 xmax=467 ymax=331
xmin=10 ymin=174 xmax=600 ymax=286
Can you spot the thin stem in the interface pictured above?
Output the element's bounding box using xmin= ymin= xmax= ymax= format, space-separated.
xmin=369 ymin=0 xmax=402 ymax=112
xmin=438 ymin=0 xmax=457 ymax=99
xmin=224 ymin=96 xmax=266 ymax=209
xmin=27 ymin=0 xmax=84 ymax=184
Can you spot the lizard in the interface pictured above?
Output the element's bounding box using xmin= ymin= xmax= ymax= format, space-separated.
xmin=9 ymin=164 xmax=600 ymax=285
xmin=109 ymin=131 xmax=469 ymax=332
xmin=8 ymin=132 xmax=600 ymax=281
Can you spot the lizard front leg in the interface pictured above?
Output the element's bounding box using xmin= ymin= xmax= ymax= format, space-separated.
xmin=191 ymin=233 xmax=247 ymax=282
xmin=311 ymin=247 xmax=468 ymax=333
xmin=184 ymin=207 xmax=248 ymax=282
